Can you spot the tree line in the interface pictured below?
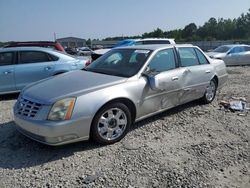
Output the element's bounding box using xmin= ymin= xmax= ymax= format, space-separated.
xmin=104 ymin=8 xmax=250 ymax=42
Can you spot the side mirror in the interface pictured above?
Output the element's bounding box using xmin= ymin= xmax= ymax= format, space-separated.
xmin=142 ymin=71 xmax=169 ymax=91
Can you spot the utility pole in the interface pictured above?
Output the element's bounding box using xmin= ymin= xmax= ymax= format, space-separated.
xmin=54 ymin=32 xmax=57 ymax=41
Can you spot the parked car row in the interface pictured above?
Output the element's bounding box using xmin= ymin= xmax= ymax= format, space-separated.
xmin=0 ymin=47 xmax=89 ymax=95
xmin=13 ymin=44 xmax=228 ymax=145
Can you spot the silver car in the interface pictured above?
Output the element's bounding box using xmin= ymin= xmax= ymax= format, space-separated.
xmin=14 ymin=44 xmax=228 ymax=145
xmin=207 ymin=44 xmax=250 ymax=66
xmin=0 ymin=47 xmax=88 ymax=95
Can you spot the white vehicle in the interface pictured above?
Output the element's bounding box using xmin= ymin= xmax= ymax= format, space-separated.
xmin=92 ymin=38 xmax=176 ymax=60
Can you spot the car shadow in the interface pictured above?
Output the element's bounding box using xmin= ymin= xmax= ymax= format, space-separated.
xmin=0 ymin=93 xmax=19 ymax=101
xmin=0 ymin=100 xmax=203 ymax=170
xmin=0 ymin=121 xmax=105 ymax=169
xmin=131 ymin=100 xmax=202 ymax=131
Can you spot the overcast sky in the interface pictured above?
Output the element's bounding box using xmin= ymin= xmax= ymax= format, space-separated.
xmin=0 ymin=0 xmax=250 ymax=42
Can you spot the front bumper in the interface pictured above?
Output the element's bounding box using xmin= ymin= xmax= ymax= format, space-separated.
xmin=14 ymin=114 xmax=92 ymax=146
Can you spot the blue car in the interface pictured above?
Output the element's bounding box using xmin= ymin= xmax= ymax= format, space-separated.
xmin=0 ymin=47 xmax=88 ymax=95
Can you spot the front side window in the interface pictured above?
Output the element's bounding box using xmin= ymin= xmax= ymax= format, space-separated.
xmin=148 ymin=49 xmax=176 ymax=73
xmin=179 ymin=48 xmax=199 ymax=67
xmin=0 ymin=52 xmax=14 ymax=66
xmin=19 ymin=51 xmax=51 ymax=64
xmin=230 ymin=47 xmax=245 ymax=54
xmin=195 ymin=49 xmax=209 ymax=65
xmin=86 ymin=49 xmax=152 ymax=77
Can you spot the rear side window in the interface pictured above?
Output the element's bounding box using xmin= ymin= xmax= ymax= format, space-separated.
xmin=148 ymin=48 xmax=176 ymax=72
xmin=19 ymin=51 xmax=51 ymax=64
xmin=0 ymin=52 xmax=14 ymax=66
xmin=195 ymin=49 xmax=209 ymax=65
xmin=179 ymin=48 xmax=199 ymax=67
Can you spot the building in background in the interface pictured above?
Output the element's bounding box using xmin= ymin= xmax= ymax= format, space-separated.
xmin=56 ymin=37 xmax=86 ymax=48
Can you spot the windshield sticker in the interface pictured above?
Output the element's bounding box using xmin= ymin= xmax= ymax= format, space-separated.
xmin=135 ymin=50 xmax=150 ymax=54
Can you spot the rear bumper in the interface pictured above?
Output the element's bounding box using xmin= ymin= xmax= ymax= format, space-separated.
xmin=14 ymin=115 xmax=92 ymax=146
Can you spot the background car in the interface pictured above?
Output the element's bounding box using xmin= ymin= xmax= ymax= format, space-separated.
xmin=113 ymin=38 xmax=176 ymax=48
xmin=77 ymin=47 xmax=93 ymax=56
xmin=14 ymin=44 xmax=227 ymax=146
xmin=207 ymin=44 xmax=250 ymax=66
xmin=91 ymin=38 xmax=176 ymax=61
xmin=4 ymin=41 xmax=65 ymax=52
xmin=64 ymin=47 xmax=78 ymax=55
xmin=0 ymin=47 xmax=88 ymax=95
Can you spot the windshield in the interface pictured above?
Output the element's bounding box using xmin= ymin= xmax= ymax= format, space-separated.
xmin=86 ymin=49 xmax=152 ymax=77
xmin=213 ymin=46 xmax=231 ymax=53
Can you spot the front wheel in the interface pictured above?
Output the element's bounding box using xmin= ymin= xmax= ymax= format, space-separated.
xmin=90 ymin=103 xmax=131 ymax=144
xmin=201 ymin=79 xmax=217 ymax=104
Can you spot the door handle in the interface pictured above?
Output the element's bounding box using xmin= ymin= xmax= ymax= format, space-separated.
xmin=3 ymin=70 xmax=12 ymax=75
xmin=172 ymin=76 xmax=179 ymax=81
xmin=205 ymin=70 xmax=211 ymax=73
xmin=45 ymin=67 xmax=52 ymax=71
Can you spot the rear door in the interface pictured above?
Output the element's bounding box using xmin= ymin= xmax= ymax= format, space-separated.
xmin=0 ymin=51 xmax=16 ymax=93
xmin=15 ymin=51 xmax=56 ymax=90
xmin=177 ymin=47 xmax=213 ymax=104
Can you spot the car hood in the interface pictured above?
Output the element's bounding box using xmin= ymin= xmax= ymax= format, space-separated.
xmin=22 ymin=70 xmax=127 ymax=104
xmin=206 ymin=52 xmax=227 ymax=59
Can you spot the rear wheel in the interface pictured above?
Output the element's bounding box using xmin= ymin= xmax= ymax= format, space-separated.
xmin=201 ymin=79 xmax=217 ymax=103
xmin=90 ymin=103 xmax=131 ymax=144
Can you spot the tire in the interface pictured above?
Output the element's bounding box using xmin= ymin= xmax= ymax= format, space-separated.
xmin=90 ymin=103 xmax=131 ymax=144
xmin=201 ymin=79 xmax=217 ymax=104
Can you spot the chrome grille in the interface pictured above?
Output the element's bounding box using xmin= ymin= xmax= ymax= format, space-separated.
xmin=16 ymin=98 xmax=42 ymax=118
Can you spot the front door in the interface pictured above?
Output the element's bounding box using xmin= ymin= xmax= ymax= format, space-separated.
xmin=138 ymin=48 xmax=183 ymax=117
xmin=0 ymin=52 xmax=16 ymax=94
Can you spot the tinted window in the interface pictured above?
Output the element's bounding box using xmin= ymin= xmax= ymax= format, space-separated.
xmin=0 ymin=52 xmax=14 ymax=66
xmin=143 ymin=40 xmax=171 ymax=45
xmin=148 ymin=49 xmax=176 ymax=72
xmin=195 ymin=49 xmax=209 ymax=65
xmin=19 ymin=51 xmax=51 ymax=64
xmin=230 ymin=47 xmax=245 ymax=54
xmin=179 ymin=48 xmax=199 ymax=67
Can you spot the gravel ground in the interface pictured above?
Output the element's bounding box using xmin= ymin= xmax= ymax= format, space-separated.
xmin=0 ymin=67 xmax=249 ymax=188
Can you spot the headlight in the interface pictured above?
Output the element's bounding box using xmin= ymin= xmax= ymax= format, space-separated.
xmin=48 ymin=98 xmax=76 ymax=121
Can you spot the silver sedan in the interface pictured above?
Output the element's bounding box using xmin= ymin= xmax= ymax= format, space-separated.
xmin=207 ymin=44 xmax=250 ymax=66
xmin=14 ymin=44 xmax=228 ymax=145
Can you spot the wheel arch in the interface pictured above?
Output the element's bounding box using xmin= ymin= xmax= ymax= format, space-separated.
xmin=93 ymin=97 xmax=137 ymax=123
xmin=212 ymin=75 xmax=219 ymax=87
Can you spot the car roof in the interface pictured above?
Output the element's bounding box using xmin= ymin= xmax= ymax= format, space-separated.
xmin=116 ymin=44 xmax=193 ymax=50
xmin=221 ymin=44 xmax=249 ymax=48
xmin=0 ymin=46 xmax=56 ymax=52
